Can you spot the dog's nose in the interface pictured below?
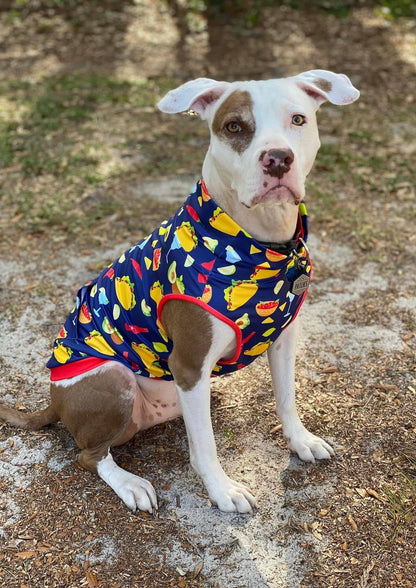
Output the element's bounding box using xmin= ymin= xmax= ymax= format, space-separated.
xmin=261 ymin=148 xmax=294 ymax=179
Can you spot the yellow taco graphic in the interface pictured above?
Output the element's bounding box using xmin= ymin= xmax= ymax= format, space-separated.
xmin=115 ymin=276 xmax=136 ymax=310
xmin=244 ymin=340 xmax=273 ymax=357
xmin=84 ymin=330 xmax=116 ymax=356
xmin=131 ymin=342 xmax=165 ymax=378
xmin=250 ymin=263 xmax=281 ymax=280
xmin=199 ymin=284 xmax=212 ymax=303
xmin=201 ymin=183 xmax=211 ymax=202
xmin=172 ymin=276 xmax=185 ymax=295
xmin=175 ymin=222 xmax=198 ymax=252
xmin=209 ymin=207 xmax=241 ymax=236
xmin=156 ymin=318 xmax=169 ymax=342
xmin=150 ymin=281 xmax=164 ymax=305
xmin=53 ymin=343 xmax=73 ymax=364
xmin=224 ymin=280 xmax=258 ymax=311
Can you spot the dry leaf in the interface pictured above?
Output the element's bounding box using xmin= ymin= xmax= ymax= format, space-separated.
xmin=376 ymin=383 xmax=400 ymax=392
xmin=312 ymin=528 xmax=323 ymax=540
xmin=347 ymin=513 xmax=358 ymax=532
xmin=321 ymin=366 xmax=338 ymax=374
xmin=86 ymin=571 xmax=99 ymax=587
xmin=355 ymin=488 xmax=368 ymax=498
xmin=311 ymin=522 xmax=323 ymax=540
xmin=16 ymin=551 xmax=37 ymax=559
xmin=367 ymin=489 xmax=384 ymax=501
xmin=193 ymin=560 xmax=204 ymax=578
xmin=15 ymin=401 xmax=27 ymax=411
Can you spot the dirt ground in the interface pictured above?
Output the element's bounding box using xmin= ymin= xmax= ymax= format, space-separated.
xmin=0 ymin=1 xmax=415 ymax=587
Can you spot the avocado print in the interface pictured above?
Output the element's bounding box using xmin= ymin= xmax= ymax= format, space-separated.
xmin=168 ymin=261 xmax=177 ymax=284
xmin=235 ymin=312 xmax=250 ymax=329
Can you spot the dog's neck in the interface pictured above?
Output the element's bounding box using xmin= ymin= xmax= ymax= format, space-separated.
xmin=202 ymin=166 xmax=300 ymax=244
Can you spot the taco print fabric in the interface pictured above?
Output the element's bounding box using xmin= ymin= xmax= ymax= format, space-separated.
xmin=47 ymin=180 xmax=311 ymax=381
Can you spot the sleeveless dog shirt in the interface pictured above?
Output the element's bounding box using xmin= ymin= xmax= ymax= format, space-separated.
xmin=47 ymin=180 xmax=311 ymax=381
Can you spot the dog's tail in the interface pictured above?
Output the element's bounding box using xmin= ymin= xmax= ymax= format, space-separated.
xmin=0 ymin=403 xmax=59 ymax=430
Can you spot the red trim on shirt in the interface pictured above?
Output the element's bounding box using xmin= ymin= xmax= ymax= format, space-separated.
xmin=158 ymin=293 xmax=242 ymax=365
xmin=50 ymin=357 xmax=110 ymax=382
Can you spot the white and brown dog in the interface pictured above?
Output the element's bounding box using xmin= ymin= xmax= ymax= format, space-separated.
xmin=0 ymin=70 xmax=359 ymax=514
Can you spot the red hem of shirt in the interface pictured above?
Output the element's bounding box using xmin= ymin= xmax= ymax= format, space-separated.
xmin=49 ymin=357 xmax=110 ymax=381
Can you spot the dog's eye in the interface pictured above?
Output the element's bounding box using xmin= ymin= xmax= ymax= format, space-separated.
xmin=292 ymin=114 xmax=306 ymax=126
xmin=226 ymin=121 xmax=243 ymax=133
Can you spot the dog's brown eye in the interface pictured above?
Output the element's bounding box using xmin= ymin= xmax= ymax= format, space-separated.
xmin=226 ymin=121 xmax=243 ymax=133
xmin=292 ymin=114 xmax=306 ymax=126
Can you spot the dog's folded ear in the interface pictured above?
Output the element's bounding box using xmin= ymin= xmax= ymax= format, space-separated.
xmin=158 ymin=78 xmax=230 ymax=117
xmin=294 ymin=70 xmax=360 ymax=107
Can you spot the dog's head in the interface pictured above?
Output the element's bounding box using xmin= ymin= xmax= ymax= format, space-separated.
xmin=158 ymin=70 xmax=359 ymax=209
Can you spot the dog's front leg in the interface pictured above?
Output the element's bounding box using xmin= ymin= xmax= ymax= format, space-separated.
xmin=163 ymin=300 xmax=257 ymax=513
xmin=178 ymin=374 xmax=256 ymax=513
xmin=267 ymin=320 xmax=334 ymax=462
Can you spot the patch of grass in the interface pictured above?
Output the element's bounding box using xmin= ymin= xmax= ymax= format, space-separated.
xmin=0 ymin=73 xmax=182 ymax=238
xmin=0 ymin=74 xmax=173 ymax=177
xmin=372 ymin=449 xmax=416 ymax=550
xmin=223 ymin=426 xmax=237 ymax=447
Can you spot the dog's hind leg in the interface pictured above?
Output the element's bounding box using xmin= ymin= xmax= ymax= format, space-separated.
xmin=51 ymin=361 xmax=157 ymax=513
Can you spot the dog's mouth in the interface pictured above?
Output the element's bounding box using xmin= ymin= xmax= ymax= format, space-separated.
xmin=249 ymin=182 xmax=301 ymax=208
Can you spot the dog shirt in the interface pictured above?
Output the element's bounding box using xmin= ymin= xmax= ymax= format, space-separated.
xmin=47 ymin=180 xmax=311 ymax=381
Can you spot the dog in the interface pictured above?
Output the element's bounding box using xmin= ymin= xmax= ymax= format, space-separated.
xmin=0 ymin=70 xmax=359 ymax=514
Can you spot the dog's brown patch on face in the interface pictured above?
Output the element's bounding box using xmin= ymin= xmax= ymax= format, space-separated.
xmin=212 ymin=90 xmax=256 ymax=154
xmin=161 ymin=299 xmax=213 ymax=391
xmin=313 ymin=78 xmax=332 ymax=93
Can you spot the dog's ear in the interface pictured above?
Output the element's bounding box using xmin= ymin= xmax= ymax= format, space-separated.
xmin=294 ymin=70 xmax=359 ymax=107
xmin=158 ymin=78 xmax=230 ymax=118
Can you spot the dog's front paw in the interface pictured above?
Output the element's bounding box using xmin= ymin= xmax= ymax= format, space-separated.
xmin=206 ymin=475 xmax=258 ymax=514
xmin=286 ymin=426 xmax=334 ymax=463
xmin=116 ymin=474 xmax=158 ymax=513
xmin=97 ymin=454 xmax=158 ymax=513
